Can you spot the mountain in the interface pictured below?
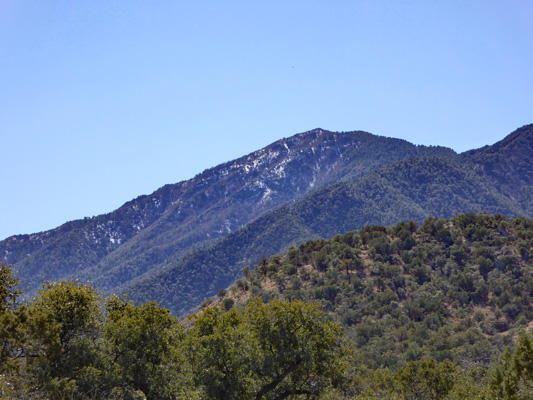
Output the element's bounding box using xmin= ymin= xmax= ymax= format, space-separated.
xmin=1 ymin=128 xmax=453 ymax=296
xmin=2 ymin=125 xmax=531 ymax=314
xmin=126 ymin=150 xmax=528 ymax=315
xmin=460 ymin=124 xmax=533 ymax=215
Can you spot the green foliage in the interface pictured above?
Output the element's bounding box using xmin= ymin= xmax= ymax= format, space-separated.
xmin=187 ymin=306 xmax=249 ymax=399
xmin=395 ymin=358 xmax=459 ymax=400
xmin=104 ymin=297 xmax=184 ymax=400
xmin=0 ymin=264 xmax=22 ymax=313
xmin=26 ymin=280 xmax=103 ymax=398
xmin=245 ymin=298 xmax=346 ymax=399
xmin=0 ymin=264 xmax=26 ymax=378
xmin=0 ymin=273 xmax=349 ymax=399
xmin=33 ymin=281 xmax=101 ymax=346
xmin=490 ymin=332 xmax=533 ymax=400
xmin=230 ymin=214 xmax=533 ymax=371
xmin=325 ymin=358 xmax=488 ymax=400
xmin=2 ymin=213 xmax=533 ymax=398
xmin=188 ymin=297 xmax=346 ymax=399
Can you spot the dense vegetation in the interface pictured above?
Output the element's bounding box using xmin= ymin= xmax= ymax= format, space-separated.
xmin=2 ymin=213 xmax=533 ymax=399
xmin=220 ymin=213 xmax=533 ymax=370
xmin=1 ymin=268 xmax=343 ymax=399
xmin=461 ymin=124 xmax=533 ymax=216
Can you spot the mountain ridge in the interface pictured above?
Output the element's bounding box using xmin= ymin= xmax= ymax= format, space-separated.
xmin=460 ymin=124 xmax=533 ymax=215
xmin=126 ymin=151 xmax=529 ymax=314
xmin=1 ymin=128 xmax=454 ymax=296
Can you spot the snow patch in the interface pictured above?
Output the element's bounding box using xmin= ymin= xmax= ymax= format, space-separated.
xmin=133 ymin=221 xmax=145 ymax=231
xmin=215 ymin=220 xmax=233 ymax=234
xmin=309 ymin=174 xmax=317 ymax=188
xmin=273 ymin=163 xmax=286 ymax=178
xmin=268 ymin=150 xmax=279 ymax=160
xmin=260 ymin=187 xmax=273 ymax=203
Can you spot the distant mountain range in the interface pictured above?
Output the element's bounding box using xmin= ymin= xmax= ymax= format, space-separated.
xmin=2 ymin=125 xmax=532 ymax=314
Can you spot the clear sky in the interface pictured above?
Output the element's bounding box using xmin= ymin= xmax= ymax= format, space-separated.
xmin=1 ymin=1 xmax=532 ymax=241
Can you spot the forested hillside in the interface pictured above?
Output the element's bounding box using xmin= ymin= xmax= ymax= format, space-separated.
xmin=461 ymin=123 xmax=533 ymax=215
xmin=219 ymin=213 xmax=533 ymax=370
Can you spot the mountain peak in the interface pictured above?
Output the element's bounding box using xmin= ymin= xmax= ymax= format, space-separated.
xmin=462 ymin=124 xmax=533 ymax=156
xmin=500 ymin=123 xmax=533 ymax=146
xmin=303 ymin=127 xmax=326 ymax=134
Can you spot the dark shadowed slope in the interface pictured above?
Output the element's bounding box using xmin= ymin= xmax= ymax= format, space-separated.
xmin=461 ymin=124 xmax=533 ymax=215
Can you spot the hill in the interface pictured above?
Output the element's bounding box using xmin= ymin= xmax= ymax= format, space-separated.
xmin=213 ymin=213 xmax=533 ymax=370
xmin=460 ymin=123 xmax=533 ymax=215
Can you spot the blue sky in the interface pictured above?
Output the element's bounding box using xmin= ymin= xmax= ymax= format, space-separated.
xmin=1 ymin=0 xmax=532 ymax=240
